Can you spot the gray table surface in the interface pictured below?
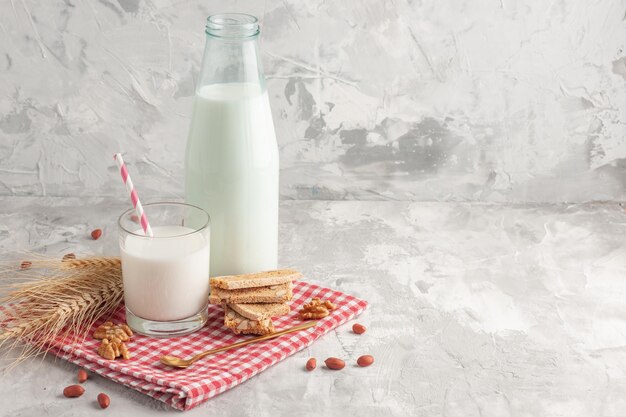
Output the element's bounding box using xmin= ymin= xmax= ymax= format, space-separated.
xmin=0 ymin=197 xmax=625 ymax=416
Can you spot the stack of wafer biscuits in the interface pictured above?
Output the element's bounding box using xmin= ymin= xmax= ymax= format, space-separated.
xmin=210 ymin=269 xmax=301 ymax=335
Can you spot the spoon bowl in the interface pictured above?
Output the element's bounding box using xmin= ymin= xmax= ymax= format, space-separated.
xmin=160 ymin=355 xmax=191 ymax=368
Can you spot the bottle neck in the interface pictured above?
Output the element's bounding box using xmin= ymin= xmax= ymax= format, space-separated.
xmin=205 ymin=13 xmax=259 ymax=39
xmin=197 ymin=14 xmax=265 ymax=91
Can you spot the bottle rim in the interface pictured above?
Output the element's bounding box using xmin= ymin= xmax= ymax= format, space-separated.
xmin=205 ymin=13 xmax=259 ymax=39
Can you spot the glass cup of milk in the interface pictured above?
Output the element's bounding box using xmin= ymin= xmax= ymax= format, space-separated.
xmin=118 ymin=202 xmax=210 ymax=337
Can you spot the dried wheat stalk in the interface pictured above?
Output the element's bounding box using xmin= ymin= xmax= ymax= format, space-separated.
xmin=0 ymin=256 xmax=123 ymax=371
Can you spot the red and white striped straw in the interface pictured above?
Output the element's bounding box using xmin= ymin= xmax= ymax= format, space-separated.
xmin=113 ymin=153 xmax=153 ymax=237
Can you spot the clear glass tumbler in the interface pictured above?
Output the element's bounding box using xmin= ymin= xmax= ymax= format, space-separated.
xmin=118 ymin=202 xmax=210 ymax=338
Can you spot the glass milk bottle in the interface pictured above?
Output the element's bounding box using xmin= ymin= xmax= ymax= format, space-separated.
xmin=185 ymin=14 xmax=279 ymax=277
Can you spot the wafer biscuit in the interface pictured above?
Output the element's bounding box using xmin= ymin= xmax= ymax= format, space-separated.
xmin=209 ymin=283 xmax=292 ymax=304
xmin=210 ymin=269 xmax=301 ymax=290
xmin=224 ymin=306 xmax=274 ymax=335
xmin=228 ymin=302 xmax=290 ymax=321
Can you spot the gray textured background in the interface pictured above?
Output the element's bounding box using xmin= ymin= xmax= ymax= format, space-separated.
xmin=1 ymin=0 xmax=625 ymax=202
xmin=2 ymin=2 xmax=626 ymax=415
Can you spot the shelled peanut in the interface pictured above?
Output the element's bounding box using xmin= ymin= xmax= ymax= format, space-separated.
xmin=305 ymin=320 xmax=374 ymax=371
xmin=77 ymin=369 xmax=88 ymax=383
xmin=97 ymin=393 xmax=110 ymax=409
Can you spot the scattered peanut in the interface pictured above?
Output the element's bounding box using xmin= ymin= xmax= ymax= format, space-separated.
xmin=91 ymin=229 xmax=102 ymax=240
xmin=324 ymin=357 xmax=345 ymax=370
xmin=130 ymin=215 xmax=140 ymax=223
xmin=20 ymin=261 xmax=32 ymax=269
xmin=77 ymin=369 xmax=88 ymax=383
xmin=305 ymin=358 xmax=317 ymax=371
xmin=97 ymin=393 xmax=110 ymax=409
xmin=352 ymin=323 xmax=366 ymax=334
xmin=63 ymin=384 xmax=85 ymax=398
xmin=357 ymin=355 xmax=374 ymax=367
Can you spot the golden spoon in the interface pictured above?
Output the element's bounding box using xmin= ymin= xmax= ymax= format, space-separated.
xmin=160 ymin=320 xmax=318 ymax=369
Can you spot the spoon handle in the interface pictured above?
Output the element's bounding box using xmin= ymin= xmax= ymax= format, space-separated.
xmin=191 ymin=320 xmax=318 ymax=363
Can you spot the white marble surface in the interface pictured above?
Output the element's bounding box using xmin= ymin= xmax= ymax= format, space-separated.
xmin=0 ymin=197 xmax=625 ymax=416
xmin=1 ymin=1 xmax=625 ymax=202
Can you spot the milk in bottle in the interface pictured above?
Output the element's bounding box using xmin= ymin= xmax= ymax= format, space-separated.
xmin=185 ymin=14 xmax=279 ymax=277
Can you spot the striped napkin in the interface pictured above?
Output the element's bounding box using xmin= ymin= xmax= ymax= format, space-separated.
xmin=47 ymin=281 xmax=367 ymax=410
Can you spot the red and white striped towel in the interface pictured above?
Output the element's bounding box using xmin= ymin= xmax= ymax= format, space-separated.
xmin=46 ymin=281 xmax=367 ymax=410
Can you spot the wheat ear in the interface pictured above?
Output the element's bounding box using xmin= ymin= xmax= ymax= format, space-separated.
xmin=0 ymin=256 xmax=124 ymax=371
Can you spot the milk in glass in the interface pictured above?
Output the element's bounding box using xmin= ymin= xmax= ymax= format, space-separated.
xmin=121 ymin=225 xmax=210 ymax=321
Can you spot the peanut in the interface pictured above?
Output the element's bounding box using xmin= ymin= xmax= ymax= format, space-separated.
xmin=63 ymin=384 xmax=85 ymax=398
xmin=305 ymin=358 xmax=316 ymax=371
xmin=97 ymin=393 xmax=110 ymax=409
xmin=77 ymin=369 xmax=88 ymax=383
xmin=20 ymin=261 xmax=32 ymax=269
xmin=91 ymin=229 xmax=102 ymax=240
xmin=324 ymin=357 xmax=345 ymax=370
xmin=352 ymin=323 xmax=366 ymax=334
xmin=357 ymin=355 xmax=374 ymax=367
